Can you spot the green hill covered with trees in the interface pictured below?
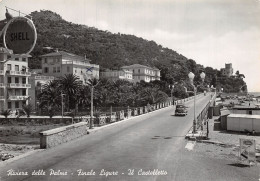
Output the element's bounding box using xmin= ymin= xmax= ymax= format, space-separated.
xmin=29 ymin=10 xmax=247 ymax=93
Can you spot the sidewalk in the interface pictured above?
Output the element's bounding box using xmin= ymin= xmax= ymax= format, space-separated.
xmin=194 ymin=116 xmax=260 ymax=163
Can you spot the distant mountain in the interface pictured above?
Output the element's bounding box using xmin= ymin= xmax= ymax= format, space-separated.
xmin=28 ymin=10 xmax=247 ymax=93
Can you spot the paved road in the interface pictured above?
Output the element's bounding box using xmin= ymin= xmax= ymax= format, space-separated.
xmin=0 ymin=94 xmax=258 ymax=181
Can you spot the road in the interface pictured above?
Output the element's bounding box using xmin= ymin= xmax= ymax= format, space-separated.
xmin=0 ymin=94 xmax=258 ymax=181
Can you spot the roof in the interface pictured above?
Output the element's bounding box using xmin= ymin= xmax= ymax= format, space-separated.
xmin=40 ymin=51 xmax=88 ymax=61
xmin=227 ymin=114 xmax=260 ymax=119
xmin=122 ymin=64 xmax=159 ymax=70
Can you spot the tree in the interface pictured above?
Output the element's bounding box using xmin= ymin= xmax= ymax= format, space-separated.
xmin=22 ymin=104 xmax=33 ymax=118
xmin=59 ymin=74 xmax=81 ymax=111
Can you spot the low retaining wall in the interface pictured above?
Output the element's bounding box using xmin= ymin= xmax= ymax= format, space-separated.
xmin=39 ymin=122 xmax=88 ymax=149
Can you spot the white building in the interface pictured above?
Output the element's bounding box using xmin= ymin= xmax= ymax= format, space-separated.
xmin=100 ymin=69 xmax=133 ymax=82
xmin=0 ymin=47 xmax=31 ymax=111
xmin=121 ymin=64 xmax=160 ymax=83
xmin=40 ymin=50 xmax=99 ymax=84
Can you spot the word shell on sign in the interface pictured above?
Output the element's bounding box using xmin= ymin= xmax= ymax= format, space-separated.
xmin=4 ymin=17 xmax=36 ymax=55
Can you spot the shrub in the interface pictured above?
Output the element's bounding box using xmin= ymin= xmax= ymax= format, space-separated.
xmin=1 ymin=109 xmax=11 ymax=118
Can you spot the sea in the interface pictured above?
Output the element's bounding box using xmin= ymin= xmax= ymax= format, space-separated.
xmin=248 ymin=92 xmax=260 ymax=97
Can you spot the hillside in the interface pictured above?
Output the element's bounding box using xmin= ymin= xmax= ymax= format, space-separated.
xmin=28 ymin=10 xmax=247 ymax=93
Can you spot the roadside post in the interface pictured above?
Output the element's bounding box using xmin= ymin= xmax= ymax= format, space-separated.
xmin=239 ymin=138 xmax=256 ymax=166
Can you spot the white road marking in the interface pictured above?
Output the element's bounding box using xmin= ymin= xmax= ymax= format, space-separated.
xmin=185 ymin=141 xmax=196 ymax=151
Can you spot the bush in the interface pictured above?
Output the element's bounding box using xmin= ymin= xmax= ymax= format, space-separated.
xmin=1 ymin=109 xmax=11 ymax=118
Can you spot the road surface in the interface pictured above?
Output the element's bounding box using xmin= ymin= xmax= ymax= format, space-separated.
xmin=0 ymin=94 xmax=258 ymax=181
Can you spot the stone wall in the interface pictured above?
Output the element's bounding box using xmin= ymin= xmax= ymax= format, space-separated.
xmin=39 ymin=122 xmax=88 ymax=149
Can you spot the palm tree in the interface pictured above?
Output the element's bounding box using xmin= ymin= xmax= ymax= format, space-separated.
xmin=59 ymin=74 xmax=81 ymax=112
xmin=38 ymin=80 xmax=60 ymax=117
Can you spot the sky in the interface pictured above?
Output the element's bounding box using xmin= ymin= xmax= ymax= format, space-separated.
xmin=1 ymin=0 xmax=260 ymax=92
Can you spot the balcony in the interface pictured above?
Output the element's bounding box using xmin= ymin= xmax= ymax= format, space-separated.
xmin=62 ymin=60 xmax=99 ymax=69
xmin=8 ymin=95 xmax=29 ymax=101
xmin=7 ymin=83 xmax=31 ymax=88
xmin=0 ymin=70 xmax=4 ymax=75
xmin=6 ymin=70 xmax=31 ymax=76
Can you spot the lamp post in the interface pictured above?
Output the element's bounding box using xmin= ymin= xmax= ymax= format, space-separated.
xmin=188 ymin=72 xmax=205 ymax=133
xmin=169 ymin=84 xmax=174 ymax=105
xmin=88 ymin=79 xmax=100 ymax=129
xmin=61 ymin=93 xmax=66 ymax=118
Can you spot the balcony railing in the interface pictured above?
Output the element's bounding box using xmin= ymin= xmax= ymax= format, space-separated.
xmin=62 ymin=60 xmax=99 ymax=68
xmin=8 ymin=95 xmax=29 ymax=101
xmin=0 ymin=70 xmax=4 ymax=75
xmin=7 ymin=83 xmax=31 ymax=88
xmin=6 ymin=70 xmax=31 ymax=76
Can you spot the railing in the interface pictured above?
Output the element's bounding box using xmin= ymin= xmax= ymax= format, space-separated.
xmin=6 ymin=70 xmax=31 ymax=76
xmin=195 ymin=93 xmax=216 ymax=132
xmin=7 ymin=83 xmax=31 ymax=88
xmin=77 ymin=93 xmax=204 ymax=127
xmin=62 ymin=60 xmax=99 ymax=68
xmin=8 ymin=95 xmax=29 ymax=100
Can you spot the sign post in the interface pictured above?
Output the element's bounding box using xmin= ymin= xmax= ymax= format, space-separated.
xmin=239 ymin=138 xmax=256 ymax=166
xmin=2 ymin=16 xmax=37 ymax=55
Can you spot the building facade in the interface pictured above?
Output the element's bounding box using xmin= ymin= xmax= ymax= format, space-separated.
xmin=100 ymin=69 xmax=133 ymax=82
xmin=0 ymin=47 xmax=31 ymax=111
xmin=121 ymin=64 xmax=160 ymax=83
xmin=221 ymin=63 xmax=233 ymax=77
xmin=40 ymin=50 xmax=99 ymax=84
xmin=28 ymin=73 xmax=55 ymax=111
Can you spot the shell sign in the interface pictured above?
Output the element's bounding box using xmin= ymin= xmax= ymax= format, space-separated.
xmin=2 ymin=16 xmax=37 ymax=55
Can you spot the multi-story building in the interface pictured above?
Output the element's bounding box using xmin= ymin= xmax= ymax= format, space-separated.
xmin=100 ymin=69 xmax=133 ymax=82
xmin=28 ymin=73 xmax=55 ymax=111
xmin=221 ymin=63 xmax=233 ymax=77
xmin=0 ymin=47 xmax=31 ymax=111
xmin=40 ymin=50 xmax=99 ymax=84
xmin=121 ymin=64 xmax=160 ymax=83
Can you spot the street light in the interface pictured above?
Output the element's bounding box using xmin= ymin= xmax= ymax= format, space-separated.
xmin=188 ymin=72 xmax=206 ymax=133
xmin=169 ymin=84 xmax=174 ymax=105
xmin=61 ymin=93 xmax=66 ymax=118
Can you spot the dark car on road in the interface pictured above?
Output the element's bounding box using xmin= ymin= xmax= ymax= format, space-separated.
xmin=175 ymin=104 xmax=188 ymax=116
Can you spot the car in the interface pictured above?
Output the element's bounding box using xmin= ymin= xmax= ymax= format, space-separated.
xmin=175 ymin=104 xmax=188 ymax=116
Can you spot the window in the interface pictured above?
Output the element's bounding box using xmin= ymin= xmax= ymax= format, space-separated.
xmin=138 ymin=69 xmax=140 ymax=73
xmin=53 ymin=67 xmax=56 ymax=73
xmin=15 ymin=101 xmax=19 ymax=108
xmin=15 ymin=89 xmax=20 ymax=95
xmin=7 ymin=64 xmax=11 ymax=71
xmin=44 ymin=58 xmax=47 ymax=64
xmin=15 ymin=77 xmax=19 ymax=83
xmin=8 ymin=102 xmax=11 ymax=109
xmin=15 ymin=57 xmax=19 ymax=61
xmin=22 ymin=78 xmax=26 ymax=84
xmin=67 ymin=66 xmax=70 ymax=72
xmin=133 ymin=70 xmax=135 ymax=73
xmin=22 ymin=89 xmax=26 ymax=96
xmin=15 ymin=65 xmax=19 ymax=71
xmin=44 ymin=67 xmax=49 ymax=73
xmin=8 ymin=77 xmax=12 ymax=83
xmin=7 ymin=55 xmax=11 ymax=59
xmin=57 ymin=67 xmax=60 ymax=73
xmin=22 ymin=58 xmax=26 ymax=62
